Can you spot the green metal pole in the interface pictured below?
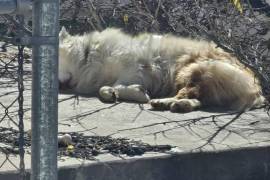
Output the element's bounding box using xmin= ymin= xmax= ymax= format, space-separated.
xmin=31 ymin=0 xmax=59 ymax=179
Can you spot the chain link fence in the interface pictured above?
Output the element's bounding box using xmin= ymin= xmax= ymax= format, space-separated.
xmin=0 ymin=13 xmax=32 ymax=179
xmin=0 ymin=0 xmax=269 ymax=179
xmin=0 ymin=39 xmax=30 ymax=179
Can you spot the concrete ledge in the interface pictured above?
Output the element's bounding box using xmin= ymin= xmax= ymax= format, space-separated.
xmin=1 ymin=146 xmax=269 ymax=180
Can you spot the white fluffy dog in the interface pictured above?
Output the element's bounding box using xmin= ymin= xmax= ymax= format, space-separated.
xmin=58 ymin=27 xmax=264 ymax=112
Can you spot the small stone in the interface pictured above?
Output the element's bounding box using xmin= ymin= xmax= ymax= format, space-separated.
xmin=92 ymin=148 xmax=99 ymax=156
xmin=58 ymin=134 xmax=72 ymax=146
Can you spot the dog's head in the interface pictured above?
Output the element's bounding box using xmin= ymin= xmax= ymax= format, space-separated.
xmin=58 ymin=27 xmax=77 ymax=91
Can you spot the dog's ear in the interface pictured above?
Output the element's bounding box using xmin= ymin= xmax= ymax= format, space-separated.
xmin=59 ymin=26 xmax=70 ymax=42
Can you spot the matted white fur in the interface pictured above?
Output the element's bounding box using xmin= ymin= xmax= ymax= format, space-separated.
xmin=58 ymin=27 xmax=265 ymax=112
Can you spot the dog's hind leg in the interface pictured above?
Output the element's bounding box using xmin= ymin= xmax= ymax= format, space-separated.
xmin=169 ymin=99 xmax=201 ymax=112
xmin=150 ymin=98 xmax=201 ymax=112
xmin=150 ymin=86 xmax=202 ymax=112
xmin=171 ymin=86 xmax=201 ymax=112
xmin=99 ymin=84 xmax=150 ymax=103
xmin=149 ymin=98 xmax=177 ymax=111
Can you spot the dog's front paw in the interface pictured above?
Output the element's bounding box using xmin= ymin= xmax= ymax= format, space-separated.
xmin=127 ymin=85 xmax=150 ymax=103
xmin=99 ymin=86 xmax=117 ymax=102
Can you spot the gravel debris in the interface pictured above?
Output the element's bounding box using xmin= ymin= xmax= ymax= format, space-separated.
xmin=0 ymin=127 xmax=172 ymax=160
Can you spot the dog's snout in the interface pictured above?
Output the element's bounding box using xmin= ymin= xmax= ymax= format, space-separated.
xmin=59 ymin=80 xmax=69 ymax=90
xmin=58 ymin=73 xmax=74 ymax=91
xmin=59 ymin=80 xmax=66 ymax=90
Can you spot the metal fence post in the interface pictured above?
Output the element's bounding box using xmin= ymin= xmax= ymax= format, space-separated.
xmin=31 ymin=0 xmax=59 ymax=179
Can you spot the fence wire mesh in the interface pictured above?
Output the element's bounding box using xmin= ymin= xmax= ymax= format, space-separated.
xmin=0 ymin=38 xmax=30 ymax=180
xmin=0 ymin=0 xmax=269 ymax=179
xmin=0 ymin=9 xmax=32 ymax=178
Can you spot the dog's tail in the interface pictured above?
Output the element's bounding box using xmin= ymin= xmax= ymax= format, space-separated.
xmin=231 ymin=91 xmax=266 ymax=112
xmin=251 ymin=94 xmax=266 ymax=108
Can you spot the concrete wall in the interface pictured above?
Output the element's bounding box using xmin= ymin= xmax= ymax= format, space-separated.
xmin=1 ymin=146 xmax=270 ymax=180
